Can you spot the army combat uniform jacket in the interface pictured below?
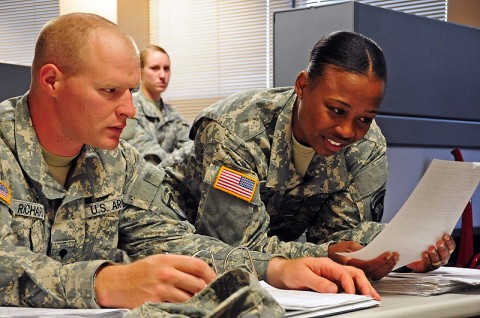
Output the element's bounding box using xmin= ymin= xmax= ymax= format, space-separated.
xmin=161 ymin=88 xmax=387 ymax=259
xmin=0 ymin=94 xmax=275 ymax=309
xmin=121 ymin=89 xmax=190 ymax=163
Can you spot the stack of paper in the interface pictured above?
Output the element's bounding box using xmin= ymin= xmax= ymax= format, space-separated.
xmin=260 ymin=281 xmax=380 ymax=318
xmin=373 ymin=266 xmax=480 ymax=296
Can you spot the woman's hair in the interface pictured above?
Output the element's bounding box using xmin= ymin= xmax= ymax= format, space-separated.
xmin=140 ymin=45 xmax=169 ymax=69
xmin=306 ymin=30 xmax=387 ymax=83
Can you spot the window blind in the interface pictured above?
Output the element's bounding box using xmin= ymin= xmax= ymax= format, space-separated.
xmin=149 ymin=0 xmax=292 ymax=123
xmin=0 ymin=0 xmax=59 ymax=66
xmin=150 ymin=0 xmax=447 ymax=123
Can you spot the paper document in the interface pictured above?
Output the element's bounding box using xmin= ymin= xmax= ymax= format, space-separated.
xmin=339 ymin=159 xmax=480 ymax=270
xmin=373 ymin=266 xmax=480 ymax=296
xmin=260 ymin=281 xmax=379 ymax=317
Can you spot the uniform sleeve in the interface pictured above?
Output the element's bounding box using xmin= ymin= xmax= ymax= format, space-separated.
xmin=0 ymin=202 xmax=111 ymax=308
xmin=118 ymin=155 xmax=279 ymax=281
xmin=306 ymin=125 xmax=388 ymax=246
xmin=162 ymin=120 xmax=331 ymax=260
xmin=121 ymin=117 xmax=168 ymax=163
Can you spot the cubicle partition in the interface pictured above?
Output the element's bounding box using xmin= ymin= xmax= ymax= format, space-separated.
xmin=273 ymin=2 xmax=480 ymax=229
xmin=0 ymin=62 xmax=30 ymax=101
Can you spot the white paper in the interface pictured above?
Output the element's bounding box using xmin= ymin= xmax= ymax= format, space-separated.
xmin=339 ymin=159 xmax=480 ymax=270
xmin=0 ymin=307 xmax=128 ymax=318
xmin=260 ymin=281 xmax=379 ymax=317
xmin=390 ymin=266 xmax=480 ymax=284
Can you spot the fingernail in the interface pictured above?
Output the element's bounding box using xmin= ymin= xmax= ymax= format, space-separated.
xmin=386 ymin=253 xmax=392 ymax=260
xmin=439 ymin=242 xmax=445 ymax=248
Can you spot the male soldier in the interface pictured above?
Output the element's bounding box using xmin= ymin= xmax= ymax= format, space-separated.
xmin=160 ymin=31 xmax=455 ymax=280
xmin=121 ymin=45 xmax=190 ymax=165
xmin=0 ymin=13 xmax=379 ymax=310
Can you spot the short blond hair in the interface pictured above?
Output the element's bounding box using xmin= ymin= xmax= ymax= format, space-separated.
xmin=32 ymin=13 xmax=135 ymax=79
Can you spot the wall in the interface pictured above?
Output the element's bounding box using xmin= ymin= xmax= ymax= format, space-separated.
xmin=118 ymin=0 xmax=149 ymax=50
xmin=59 ymin=0 xmax=117 ymax=23
xmin=59 ymin=0 xmax=149 ymax=50
xmin=449 ymin=0 xmax=480 ymax=28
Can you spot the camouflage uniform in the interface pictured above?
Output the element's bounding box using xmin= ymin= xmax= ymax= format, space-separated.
xmin=121 ymin=89 xmax=190 ymax=163
xmin=126 ymin=268 xmax=284 ymax=318
xmin=161 ymin=87 xmax=387 ymax=259
xmin=0 ymin=93 xmax=278 ymax=309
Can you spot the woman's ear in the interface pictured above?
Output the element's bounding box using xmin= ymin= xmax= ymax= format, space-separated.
xmin=38 ymin=64 xmax=63 ymax=96
xmin=294 ymin=70 xmax=307 ymax=100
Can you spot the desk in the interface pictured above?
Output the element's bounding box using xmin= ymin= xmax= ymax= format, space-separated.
xmin=332 ymin=288 xmax=480 ymax=318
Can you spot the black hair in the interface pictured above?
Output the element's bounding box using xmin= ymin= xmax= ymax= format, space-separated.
xmin=306 ymin=30 xmax=387 ymax=83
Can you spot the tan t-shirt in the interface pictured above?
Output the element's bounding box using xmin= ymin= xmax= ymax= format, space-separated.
xmin=292 ymin=132 xmax=315 ymax=178
xmin=41 ymin=146 xmax=78 ymax=186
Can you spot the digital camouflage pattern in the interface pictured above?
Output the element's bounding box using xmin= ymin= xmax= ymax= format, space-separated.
xmin=121 ymin=89 xmax=190 ymax=163
xmin=126 ymin=268 xmax=284 ymax=318
xmin=161 ymin=87 xmax=387 ymax=259
xmin=0 ymin=94 xmax=280 ymax=309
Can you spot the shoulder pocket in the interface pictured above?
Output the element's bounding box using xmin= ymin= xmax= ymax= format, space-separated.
xmin=124 ymin=162 xmax=165 ymax=211
xmin=354 ymin=156 xmax=387 ymax=199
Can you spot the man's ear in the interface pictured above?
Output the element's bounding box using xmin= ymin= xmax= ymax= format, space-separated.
xmin=294 ymin=70 xmax=307 ymax=100
xmin=38 ymin=64 xmax=63 ymax=96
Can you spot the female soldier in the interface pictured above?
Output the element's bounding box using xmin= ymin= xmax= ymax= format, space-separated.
xmin=161 ymin=31 xmax=454 ymax=280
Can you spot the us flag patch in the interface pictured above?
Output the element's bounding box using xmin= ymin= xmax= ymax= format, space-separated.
xmin=214 ymin=166 xmax=258 ymax=202
xmin=0 ymin=181 xmax=11 ymax=205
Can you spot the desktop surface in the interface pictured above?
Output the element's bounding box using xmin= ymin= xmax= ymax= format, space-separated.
xmin=331 ymin=288 xmax=480 ymax=318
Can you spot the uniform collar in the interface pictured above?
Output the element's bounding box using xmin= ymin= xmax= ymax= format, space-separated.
xmin=266 ymin=91 xmax=303 ymax=190
xmin=305 ymin=152 xmax=350 ymax=192
xmin=265 ymin=91 xmax=349 ymax=192
xmin=136 ymin=89 xmax=171 ymax=120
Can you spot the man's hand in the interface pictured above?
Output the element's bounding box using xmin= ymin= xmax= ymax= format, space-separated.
xmin=266 ymin=257 xmax=380 ymax=301
xmin=406 ymin=234 xmax=456 ymax=272
xmin=328 ymin=241 xmax=398 ymax=281
xmin=95 ymin=254 xmax=217 ymax=309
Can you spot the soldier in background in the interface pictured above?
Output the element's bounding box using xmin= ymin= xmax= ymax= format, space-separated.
xmin=121 ymin=45 xmax=190 ymax=165
xmin=160 ymin=31 xmax=455 ymax=280
xmin=0 ymin=13 xmax=380 ymax=310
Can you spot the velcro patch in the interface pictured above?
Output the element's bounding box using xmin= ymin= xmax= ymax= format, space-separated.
xmin=0 ymin=181 xmax=11 ymax=205
xmin=213 ymin=166 xmax=258 ymax=203
xmin=12 ymin=200 xmax=45 ymax=220
xmin=85 ymin=198 xmax=123 ymax=218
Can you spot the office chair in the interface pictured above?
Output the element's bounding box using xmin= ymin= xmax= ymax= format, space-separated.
xmin=451 ymin=148 xmax=479 ymax=269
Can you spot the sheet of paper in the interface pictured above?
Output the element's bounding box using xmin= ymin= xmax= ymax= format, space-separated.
xmin=260 ymin=281 xmax=379 ymax=317
xmin=0 ymin=307 xmax=128 ymax=317
xmin=389 ymin=266 xmax=480 ymax=284
xmin=260 ymin=281 xmax=374 ymax=309
xmin=339 ymin=159 xmax=480 ymax=270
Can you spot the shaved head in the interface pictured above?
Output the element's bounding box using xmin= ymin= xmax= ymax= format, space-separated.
xmin=31 ymin=13 xmax=138 ymax=84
